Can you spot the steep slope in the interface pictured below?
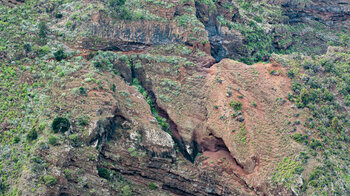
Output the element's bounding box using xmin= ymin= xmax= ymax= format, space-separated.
xmin=0 ymin=0 xmax=349 ymax=196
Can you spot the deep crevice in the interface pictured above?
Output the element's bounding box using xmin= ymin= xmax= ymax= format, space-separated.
xmin=147 ymin=90 xmax=198 ymax=163
xmin=194 ymin=1 xmax=227 ymax=63
xmin=199 ymin=133 xmax=256 ymax=193
xmin=130 ymin=61 xmax=198 ymax=163
xmin=201 ymin=132 xmax=245 ymax=171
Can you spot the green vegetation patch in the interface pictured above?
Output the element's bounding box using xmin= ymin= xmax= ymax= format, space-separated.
xmin=52 ymin=117 xmax=71 ymax=133
xmin=276 ymin=48 xmax=350 ymax=195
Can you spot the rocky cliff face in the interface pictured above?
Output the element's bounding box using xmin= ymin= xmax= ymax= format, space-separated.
xmin=30 ymin=47 xmax=297 ymax=195
xmin=1 ymin=0 xmax=349 ymax=196
xmin=274 ymin=0 xmax=350 ymax=26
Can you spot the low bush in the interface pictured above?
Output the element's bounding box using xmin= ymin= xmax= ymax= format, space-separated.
xmin=77 ymin=116 xmax=89 ymax=126
xmin=55 ymin=12 xmax=63 ymax=19
xmin=109 ymin=0 xmax=132 ymax=20
xmin=69 ymin=134 xmax=80 ymax=147
xmin=43 ymin=175 xmax=57 ymax=186
xmin=54 ymin=49 xmax=67 ymax=61
xmin=13 ymin=136 xmax=20 ymax=144
xmin=291 ymin=133 xmax=308 ymax=144
xmin=230 ymin=101 xmax=242 ymax=111
xmin=121 ymin=185 xmax=132 ymax=196
xmin=79 ymin=87 xmax=87 ymax=96
xmin=149 ymin=182 xmax=157 ymax=190
xmin=38 ymin=21 xmax=47 ymax=39
xmin=52 ymin=117 xmax=70 ymax=133
xmin=26 ymin=128 xmax=38 ymax=141
xmin=309 ymin=139 xmax=322 ymax=150
xmin=48 ymin=135 xmax=59 ymax=146
xmin=109 ymin=0 xmax=126 ymax=7
xmin=97 ymin=167 xmax=111 ymax=180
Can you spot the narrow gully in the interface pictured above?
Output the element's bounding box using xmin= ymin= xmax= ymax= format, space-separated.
xmin=130 ymin=60 xmax=199 ymax=163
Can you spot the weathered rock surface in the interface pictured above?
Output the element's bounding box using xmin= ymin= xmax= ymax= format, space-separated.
xmin=67 ymin=0 xmax=349 ymax=63
xmin=275 ymin=0 xmax=350 ymax=26
xmin=77 ymin=2 xmax=209 ymax=52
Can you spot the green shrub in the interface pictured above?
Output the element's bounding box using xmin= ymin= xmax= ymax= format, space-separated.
xmin=38 ymin=21 xmax=47 ymax=39
xmin=109 ymin=0 xmax=126 ymax=7
xmin=310 ymin=139 xmax=322 ymax=150
xmin=118 ymin=7 xmax=132 ymax=20
xmin=149 ymin=182 xmax=157 ymax=190
xmin=294 ymin=166 xmax=304 ymax=175
xmin=77 ymin=116 xmax=89 ymax=126
xmin=55 ymin=12 xmax=63 ymax=19
xmin=331 ymin=117 xmax=342 ymax=132
xmin=340 ymin=34 xmax=349 ymax=47
xmin=48 ymin=135 xmax=59 ymax=146
xmin=127 ymin=147 xmax=138 ymax=157
xmin=23 ymin=43 xmax=32 ymax=53
xmin=121 ymin=185 xmax=132 ymax=196
xmin=230 ymin=101 xmax=242 ymax=111
xmin=308 ymin=167 xmax=324 ymax=186
xmin=97 ymin=167 xmax=111 ymax=180
xmin=251 ymin=101 xmax=257 ymax=107
xmin=63 ymin=169 xmax=72 ymax=180
xmin=79 ymin=87 xmax=87 ymax=96
xmin=37 ymin=21 xmax=48 ymax=45
xmin=291 ymin=133 xmax=308 ymax=144
xmin=26 ymin=128 xmax=38 ymax=141
xmin=40 ymin=45 xmax=51 ymax=55
xmin=52 ymin=117 xmax=70 ymax=133
xmin=43 ymin=175 xmax=57 ymax=186
xmin=38 ymin=122 xmax=46 ymax=131
xmin=13 ymin=136 xmax=20 ymax=144
xmin=270 ymin=70 xmax=277 ymax=75
xmin=287 ymin=69 xmax=295 ymax=78
xmin=111 ymin=84 xmax=116 ymax=92
xmin=69 ymin=134 xmax=80 ymax=147
xmin=109 ymin=0 xmax=132 ymax=20
xmin=239 ymin=0 xmax=252 ymax=10
xmin=54 ymin=49 xmax=67 ymax=61
xmin=93 ymin=61 xmax=103 ymax=68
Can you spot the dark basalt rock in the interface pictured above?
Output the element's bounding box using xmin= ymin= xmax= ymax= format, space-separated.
xmin=279 ymin=0 xmax=350 ymax=26
xmin=195 ymin=1 xmax=227 ymax=63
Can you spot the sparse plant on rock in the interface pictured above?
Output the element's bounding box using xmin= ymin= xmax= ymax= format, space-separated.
xmin=230 ymin=100 xmax=242 ymax=111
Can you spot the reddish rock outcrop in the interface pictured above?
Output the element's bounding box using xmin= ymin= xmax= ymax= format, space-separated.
xmin=13 ymin=1 xmax=349 ymax=195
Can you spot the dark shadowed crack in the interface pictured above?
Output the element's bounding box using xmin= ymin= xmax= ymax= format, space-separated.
xmin=197 ymin=131 xmax=257 ymax=194
xmin=195 ymin=1 xmax=227 ymax=63
xmin=204 ymin=133 xmax=246 ymax=171
xmin=147 ymin=90 xmax=199 ymax=163
xmin=129 ymin=62 xmax=199 ymax=163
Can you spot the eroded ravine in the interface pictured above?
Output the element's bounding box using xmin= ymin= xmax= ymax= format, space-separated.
xmin=82 ymin=45 xmax=261 ymax=194
xmin=71 ymin=4 xmax=293 ymax=192
xmin=127 ymin=57 xmax=198 ymax=162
